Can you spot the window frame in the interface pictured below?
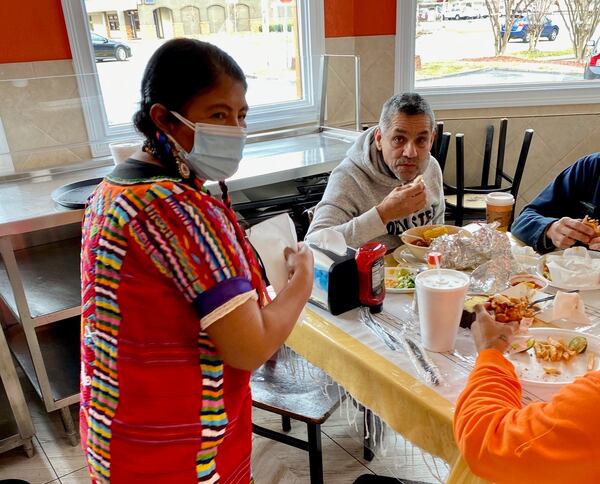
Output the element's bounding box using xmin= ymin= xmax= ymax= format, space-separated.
xmin=395 ymin=0 xmax=600 ymax=110
xmin=61 ymin=0 xmax=324 ymax=153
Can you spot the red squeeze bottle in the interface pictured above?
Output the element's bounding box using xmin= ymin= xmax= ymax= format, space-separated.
xmin=355 ymin=242 xmax=387 ymax=313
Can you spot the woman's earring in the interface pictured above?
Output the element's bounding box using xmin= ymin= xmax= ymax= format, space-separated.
xmin=173 ymin=151 xmax=191 ymax=179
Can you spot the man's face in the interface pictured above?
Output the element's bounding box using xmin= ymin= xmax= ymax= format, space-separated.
xmin=374 ymin=113 xmax=435 ymax=183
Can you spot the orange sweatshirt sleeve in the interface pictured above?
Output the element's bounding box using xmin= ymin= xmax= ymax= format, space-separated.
xmin=453 ymin=349 xmax=600 ymax=484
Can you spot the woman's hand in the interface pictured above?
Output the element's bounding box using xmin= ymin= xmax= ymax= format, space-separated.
xmin=284 ymin=242 xmax=314 ymax=279
xmin=471 ymin=304 xmax=519 ymax=353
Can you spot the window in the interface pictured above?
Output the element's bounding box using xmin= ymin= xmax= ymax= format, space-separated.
xmin=61 ymin=0 xmax=323 ymax=153
xmin=235 ymin=4 xmax=251 ymax=32
xmin=181 ymin=6 xmax=201 ymax=36
xmin=208 ymin=5 xmax=226 ymax=34
xmin=106 ymin=13 xmax=119 ymax=31
xmin=396 ymin=0 xmax=600 ymax=109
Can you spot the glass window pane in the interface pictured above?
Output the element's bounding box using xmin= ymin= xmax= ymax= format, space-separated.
xmin=85 ymin=0 xmax=303 ymax=127
xmin=414 ymin=1 xmax=600 ymax=89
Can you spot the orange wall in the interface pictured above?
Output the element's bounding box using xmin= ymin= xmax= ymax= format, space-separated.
xmin=0 ymin=1 xmax=71 ymax=63
xmin=324 ymin=0 xmax=396 ymax=38
xmin=0 ymin=1 xmax=394 ymax=64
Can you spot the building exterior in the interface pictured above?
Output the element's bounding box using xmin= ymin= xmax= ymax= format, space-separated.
xmin=84 ymin=0 xmax=294 ymax=40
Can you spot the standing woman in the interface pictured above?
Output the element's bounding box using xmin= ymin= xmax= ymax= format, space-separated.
xmin=80 ymin=39 xmax=313 ymax=483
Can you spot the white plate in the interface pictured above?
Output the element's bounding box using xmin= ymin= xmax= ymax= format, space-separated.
xmin=384 ymin=266 xmax=417 ymax=294
xmin=505 ymin=328 xmax=600 ymax=400
xmin=536 ymin=250 xmax=600 ymax=291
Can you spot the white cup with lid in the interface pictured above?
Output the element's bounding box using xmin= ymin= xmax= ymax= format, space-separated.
xmin=109 ymin=141 xmax=143 ymax=165
xmin=415 ymin=269 xmax=470 ymax=352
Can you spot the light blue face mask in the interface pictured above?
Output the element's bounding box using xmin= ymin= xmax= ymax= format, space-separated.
xmin=170 ymin=111 xmax=247 ymax=181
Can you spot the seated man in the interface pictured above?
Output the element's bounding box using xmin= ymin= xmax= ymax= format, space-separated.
xmin=306 ymin=92 xmax=445 ymax=250
xmin=511 ymin=152 xmax=600 ymax=253
xmin=454 ymin=305 xmax=600 ymax=482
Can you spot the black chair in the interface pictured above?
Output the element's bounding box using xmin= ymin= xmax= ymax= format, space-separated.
xmin=444 ymin=118 xmax=534 ymax=227
xmin=434 ymin=132 xmax=452 ymax=173
xmin=251 ymin=350 xmax=351 ymax=484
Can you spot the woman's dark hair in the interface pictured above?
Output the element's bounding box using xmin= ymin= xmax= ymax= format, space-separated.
xmin=133 ymin=38 xmax=247 ymax=163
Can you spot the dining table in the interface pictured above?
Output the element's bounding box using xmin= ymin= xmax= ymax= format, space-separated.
xmin=285 ymin=243 xmax=600 ymax=483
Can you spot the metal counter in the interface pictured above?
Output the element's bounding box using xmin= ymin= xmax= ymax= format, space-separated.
xmin=0 ymin=129 xmax=357 ymax=237
xmin=0 ymin=128 xmax=358 ymax=447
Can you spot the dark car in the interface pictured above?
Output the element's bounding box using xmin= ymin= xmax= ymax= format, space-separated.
xmin=501 ymin=15 xmax=559 ymax=42
xmin=584 ymin=37 xmax=600 ymax=79
xmin=91 ymin=33 xmax=132 ymax=61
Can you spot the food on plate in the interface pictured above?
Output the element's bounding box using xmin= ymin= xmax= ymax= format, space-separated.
xmin=411 ymin=237 xmax=430 ymax=247
xmin=488 ymin=294 xmax=536 ymax=323
xmin=582 ymin=215 xmax=600 ymax=237
xmin=533 ymin=336 xmax=588 ymax=363
xmin=510 ymin=278 xmax=544 ymax=290
xmin=567 ymin=335 xmax=588 ymax=354
xmin=406 ymin=226 xmax=450 ymax=248
xmin=384 ymin=267 xmax=416 ymax=289
xmin=588 ymin=352 xmax=596 ymax=371
xmin=510 ymin=337 xmax=535 ymax=354
xmin=543 ymin=367 xmax=562 ymax=376
xmin=542 ymin=262 xmax=551 ymax=281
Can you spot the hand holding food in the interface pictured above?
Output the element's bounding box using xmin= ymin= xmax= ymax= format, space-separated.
xmin=376 ymin=179 xmax=426 ymax=224
xmin=584 ymin=216 xmax=600 ymax=250
xmin=488 ymin=294 xmax=536 ymax=323
xmin=471 ymin=303 xmax=519 ymax=353
xmin=546 ymin=217 xmax=596 ymax=249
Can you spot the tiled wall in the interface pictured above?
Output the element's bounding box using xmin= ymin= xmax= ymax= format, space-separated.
xmin=324 ymin=36 xmax=396 ymax=128
xmin=436 ymin=105 xmax=600 ymax=212
xmin=0 ymin=60 xmax=91 ymax=174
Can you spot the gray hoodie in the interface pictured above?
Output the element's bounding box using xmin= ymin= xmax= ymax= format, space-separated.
xmin=307 ymin=126 xmax=445 ymax=250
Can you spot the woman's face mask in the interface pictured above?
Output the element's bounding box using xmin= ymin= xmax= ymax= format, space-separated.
xmin=169 ymin=111 xmax=247 ymax=181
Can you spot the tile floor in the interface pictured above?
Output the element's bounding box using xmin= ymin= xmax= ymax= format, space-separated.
xmin=1 ymin=375 xmax=446 ymax=483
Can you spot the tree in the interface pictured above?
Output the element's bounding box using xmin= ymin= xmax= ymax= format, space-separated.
xmin=558 ymin=0 xmax=600 ymax=61
xmin=526 ymin=0 xmax=555 ymax=51
xmin=485 ymin=0 xmax=534 ymax=55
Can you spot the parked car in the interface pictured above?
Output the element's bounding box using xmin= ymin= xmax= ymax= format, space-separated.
xmin=500 ymin=15 xmax=559 ymax=42
xmin=584 ymin=37 xmax=600 ymax=79
xmin=91 ymin=33 xmax=132 ymax=61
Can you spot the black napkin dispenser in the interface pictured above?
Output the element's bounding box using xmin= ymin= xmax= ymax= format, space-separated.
xmin=308 ymin=244 xmax=360 ymax=316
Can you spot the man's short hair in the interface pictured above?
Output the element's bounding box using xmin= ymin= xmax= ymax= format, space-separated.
xmin=379 ymin=92 xmax=435 ymax=133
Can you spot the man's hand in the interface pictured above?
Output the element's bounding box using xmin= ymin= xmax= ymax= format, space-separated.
xmin=590 ymin=237 xmax=600 ymax=251
xmin=546 ymin=217 xmax=596 ymax=249
xmin=471 ymin=304 xmax=519 ymax=353
xmin=376 ymin=180 xmax=426 ymax=224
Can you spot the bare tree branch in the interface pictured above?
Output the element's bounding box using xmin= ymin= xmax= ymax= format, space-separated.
xmin=558 ymin=0 xmax=600 ymax=61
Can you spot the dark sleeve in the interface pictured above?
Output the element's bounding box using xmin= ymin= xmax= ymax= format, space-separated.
xmin=511 ymin=154 xmax=600 ymax=253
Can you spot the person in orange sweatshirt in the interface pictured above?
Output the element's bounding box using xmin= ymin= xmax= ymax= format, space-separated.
xmin=453 ymin=304 xmax=600 ymax=484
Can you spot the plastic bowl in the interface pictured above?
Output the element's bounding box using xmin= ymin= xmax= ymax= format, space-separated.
xmin=400 ymin=225 xmax=463 ymax=261
xmin=509 ymin=273 xmax=548 ymax=292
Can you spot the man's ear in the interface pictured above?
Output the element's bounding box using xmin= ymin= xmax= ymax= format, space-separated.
xmin=374 ymin=127 xmax=383 ymax=150
xmin=149 ymin=103 xmax=175 ymax=137
xmin=429 ymin=128 xmax=437 ymax=150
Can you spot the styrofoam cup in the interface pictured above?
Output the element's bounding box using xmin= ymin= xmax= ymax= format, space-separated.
xmin=415 ymin=269 xmax=470 ymax=352
xmin=109 ymin=141 xmax=142 ymax=165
